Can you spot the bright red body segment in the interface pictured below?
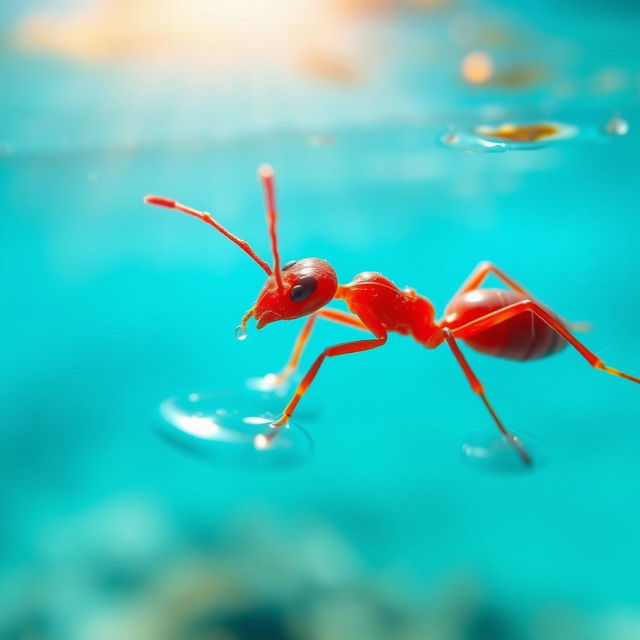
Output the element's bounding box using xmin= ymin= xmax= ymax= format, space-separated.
xmin=339 ymin=272 xmax=443 ymax=346
xmin=253 ymin=258 xmax=338 ymax=329
xmin=443 ymin=288 xmax=567 ymax=361
xmin=340 ymin=277 xmax=567 ymax=361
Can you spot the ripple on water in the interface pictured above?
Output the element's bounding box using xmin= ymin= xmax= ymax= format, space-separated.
xmin=461 ymin=428 xmax=546 ymax=474
xmin=604 ymin=116 xmax=629 ymax=136
xmin=157 ymin=390 xmax=313 ymax=468
xmin=440 ymin=121 xmax=579 ymax=152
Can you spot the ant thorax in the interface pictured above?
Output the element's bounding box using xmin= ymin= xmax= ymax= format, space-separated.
xmin=340 ymin=272 xmax=441 ymax=346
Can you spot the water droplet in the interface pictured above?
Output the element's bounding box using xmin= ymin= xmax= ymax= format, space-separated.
xmin=462 ymin=428 xmax=545 ymax=474
xmin=476 ymin=122 xmax=566 ymax=143
xmin=235 ymin=325 xmax=247 ymax=341
xmin=440 ymin=121 xmax=578 ymax=153
xmin=157 ymin=391 xmax=313 ymax=468
xmin=605 ymin=116 xmax=629 ymax=136
xmin=440 ymin=128 xmax=506 ymax=153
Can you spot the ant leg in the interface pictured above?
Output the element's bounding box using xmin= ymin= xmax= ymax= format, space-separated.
xmin=270 ymin=313 xmax=318 ymax=386
xmin=443 ymin=329 xmax=532 ymax=466
xmin=449 ymin=262 xmax=589 ymax=332
xmin=451 ymin=261 xmax=538 ymax=300
xmin=255 ymin=321 xmax=387 ymax=447
xmin=451 ymin=300 xmax=640 ymax=384
xmin=272 ymin=309 xmax=368 ymax=385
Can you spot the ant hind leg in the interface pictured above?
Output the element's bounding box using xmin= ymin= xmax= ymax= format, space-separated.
xmin=443 ymin=329 xmax=533 ymax=466
xmin=449 ymin=262 xmax=590 ymax=332
xmin=452 ymin=300 xmax=640 ymax=384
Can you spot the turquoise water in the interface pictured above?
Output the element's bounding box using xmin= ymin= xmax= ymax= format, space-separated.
xmin=2 ymin=1 xmax=640 ymax=637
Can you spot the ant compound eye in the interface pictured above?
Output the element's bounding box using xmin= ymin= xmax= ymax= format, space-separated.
xmin=282 ymin=260 xmax=297 ymax=270
xmin=290 ymin=275 xmax=317 ymax=302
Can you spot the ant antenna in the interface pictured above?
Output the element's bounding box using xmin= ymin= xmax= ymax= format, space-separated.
xmin=143 ymin=195 xmax=272 ymax=276
xmin=258 ymin=164 xmax=283 ymax=290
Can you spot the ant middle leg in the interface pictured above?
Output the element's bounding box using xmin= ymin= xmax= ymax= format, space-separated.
xmin=270 ymin=309 xmax=369 ymax=386
xmin=443 ymin=329 xmax=533 ymax=466
xmin=451 ymin=300 xmax=640 ymax=384
xmin=256 ymin=317 xmax=387 ymax=447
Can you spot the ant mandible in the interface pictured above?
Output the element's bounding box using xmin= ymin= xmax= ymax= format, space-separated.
xmin=145 ymin=165 xmax=640 ymax=466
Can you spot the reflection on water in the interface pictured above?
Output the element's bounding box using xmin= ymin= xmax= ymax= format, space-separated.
xmin=462 ymin=428 xmax=545 ymax=474
xmin=440 ymin=121 xmax=582 ymax=152
xmin=604 ymin=116 xmax=630 ymax=136
xmin=475 ymin=122 xmax=571 ymax=143
xmin=158 ymin=391 xmax=313 ymax=468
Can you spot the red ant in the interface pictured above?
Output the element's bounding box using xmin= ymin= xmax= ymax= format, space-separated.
xmin=145 ymin=165 xmax=640 ymax=466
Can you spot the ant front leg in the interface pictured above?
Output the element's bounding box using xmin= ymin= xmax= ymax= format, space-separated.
xmin=255 ymin=312 xmax=387 ymax=448
xmin=443 ymin=329 xmax=532 ymax=466
xmin=267 ymin=309 xmax=369 ymax=387
xmin=452 ymin=300 xmax=640 ymax=384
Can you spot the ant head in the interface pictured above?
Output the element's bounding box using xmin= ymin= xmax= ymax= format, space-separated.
xmin=251 ymin=257 xmax=338 ymax=329
xmin=145 ymin=165 xmax=338 ymax=337
xmin=238 ymin=165 xmax=338 ymax=331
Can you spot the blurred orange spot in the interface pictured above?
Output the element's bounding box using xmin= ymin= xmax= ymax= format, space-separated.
xmin=297 ymin=50 xmax=362 ymax=85
xmin=491 ymin=65 xmax=546 ymax=88
xmin=329 ymin=0 xmax=393 ymax=16
xmin=479 ymin=123 xmax=560 ymax=142
xmin=461 ymin=51 xmax=494 ymax=84
xmin=14 ymin=0 xmax=355 ymax=75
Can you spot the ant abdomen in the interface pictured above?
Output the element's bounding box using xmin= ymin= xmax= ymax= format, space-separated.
xmin=444 ymin=288 xmax=567 ymax=361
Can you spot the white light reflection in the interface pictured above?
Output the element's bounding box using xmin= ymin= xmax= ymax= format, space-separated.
xmin=243 ymin=416 xmax=272 ymax=425
xmin=159 ymin=399 xmax=246 ymax=443
xmin=158 ymin=393 xmax=313 ymax=466
xmin=246 ymin=373 xmax=292 ymax=398
xmin=253 ymin=434 xmax=270 ymax=450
